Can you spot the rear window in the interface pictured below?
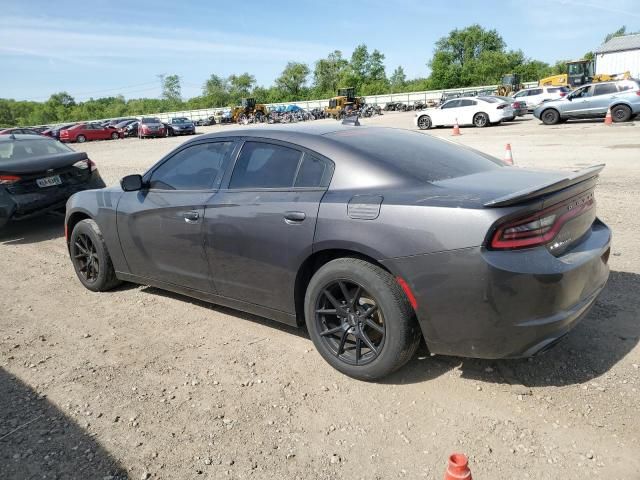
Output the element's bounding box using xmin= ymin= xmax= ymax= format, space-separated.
xmin=478 ymin=96 xmax=499 ymax=103
xmin=548 ymin=87 xmax=570 ymax=93
xmin=141 ymin=118 xmax=160 ymax=124
xmin=0 ymin=138 xmax=72 ymax=160
xmin=328 ymin=128 xmax=502 ymax=182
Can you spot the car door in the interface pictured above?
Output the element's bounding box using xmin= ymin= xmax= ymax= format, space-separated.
xmin=458 ymin=99 xmax=478 ymax=124
xmin=565 ymin=85 xmax=594 ymax=117
xmin=589 ymin=83 xmax=619 ymax=116
xmin=203 ymin=140 xmax=333 ymax=315
xmin=438 ymin=99 xmax=462 ymax=125
xmin=524 ymin=88 xmax=543 ymax=109
xmin=117 ymin=140 xmax=236 ymax=292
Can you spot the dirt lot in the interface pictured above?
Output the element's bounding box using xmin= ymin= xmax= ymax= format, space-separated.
xmin=1 ymin=113 xmax=639 ymax=480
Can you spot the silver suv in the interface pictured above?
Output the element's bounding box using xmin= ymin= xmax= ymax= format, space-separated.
xmin=533 ymin=79 xmax=640 ymax=125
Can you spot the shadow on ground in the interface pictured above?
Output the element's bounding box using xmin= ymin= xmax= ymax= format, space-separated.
xmin=0 ymin=368 xmax=128 ymax=480
xmin=0 ymin=215 xmax=64 ymax=246
xmin=385 ymin=270 xmax=639 ymax=387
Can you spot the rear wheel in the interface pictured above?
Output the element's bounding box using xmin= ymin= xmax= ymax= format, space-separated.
xmin=111 ymin=132 xmax=119 ymax=140
xmin=305 ymin=258 xmax=421 ymax=381
xmin=70 ymin=219 xmax=121 ymax=292
xmin=611 ymin=104 xmax=631 ymax=123
xmin=76 ymin=134 xmax=86 ymax=143
xmin=417 ymin=115 xmax=432 ymax=130
xmin=473 ymin=112 xmax=489 ymax=128
xmin=541 ymin=108 xmax=560 ymax=125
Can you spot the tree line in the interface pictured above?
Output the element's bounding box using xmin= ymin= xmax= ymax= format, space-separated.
xmin=0 ymin=24 xmax=631 ymax=127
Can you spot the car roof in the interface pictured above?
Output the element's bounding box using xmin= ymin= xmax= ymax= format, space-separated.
xmin=0 ymin=134 xmax=55 ymax=143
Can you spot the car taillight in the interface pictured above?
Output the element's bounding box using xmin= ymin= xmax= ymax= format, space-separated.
xmin=0 ymin=175 xmax=21 ymax=184
xmin=72 ymin=159 xmax=97 ymax=172
xmin=636 ymin=90 xmax=640 ymax=96
xmin=559 ymin=92 xmax=567 ymax=97
xmin=490 ymin=196 xmax=595 ymax=250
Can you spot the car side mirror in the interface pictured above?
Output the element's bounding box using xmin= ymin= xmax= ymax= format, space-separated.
xmin=121 ymin=174 xmax=144 ymax=192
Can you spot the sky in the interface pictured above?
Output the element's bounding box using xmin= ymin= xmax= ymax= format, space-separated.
xmin=1 ymin=0 xmax=639 ymax=101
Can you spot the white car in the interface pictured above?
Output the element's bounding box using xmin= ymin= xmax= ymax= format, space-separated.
xmin=414 ymin=97 xmax=513 ymax=129
xmin=512 ymin=86 xmax=569 ymax=110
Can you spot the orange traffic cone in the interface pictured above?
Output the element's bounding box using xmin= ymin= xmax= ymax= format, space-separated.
xmin=444 ymin=453 xmax=472 ymax=480
xmin=604 ymin=107 xmax=613 ymax=125
xmin=452 ymin=119 xmax=461 ymax=136
xmin=503 ymin=143 xmax=514 ymax=165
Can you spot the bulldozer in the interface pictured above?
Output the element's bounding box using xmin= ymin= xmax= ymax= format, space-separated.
xmin=325 ymin=88 xmax=364 ymax=119
xmin=231 ymin=98 xmax=269 ymax=123
xmin=539 ymin=59 xmax=631 ymax=89
xmin=496 ymin=74 xmax=524 ymax=96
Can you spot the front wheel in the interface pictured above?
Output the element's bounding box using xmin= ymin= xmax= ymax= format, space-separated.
xmin=417 ymin=115 xmax=432 ymax=130
xmin=473 ymin=112 xmax=489 ymax=128
xmin=70 ymin=219 xmax=121 ymax=292
xmin=76 ymin=134 xmax=86 ymax=143
xmin=541 ymin=109 xmax=560 ymax=125
xmin=305 ymin=258 xmax=421 ymax=381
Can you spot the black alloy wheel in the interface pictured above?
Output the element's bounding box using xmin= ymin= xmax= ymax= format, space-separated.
xmin=315 ymin=280 xmax=385 ymax=366
xmin=72 ymin=233 xmax=99 ymax=284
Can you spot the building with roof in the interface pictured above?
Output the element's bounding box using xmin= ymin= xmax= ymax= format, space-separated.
xmin=595 ymin=34 xmax=640 ymax=79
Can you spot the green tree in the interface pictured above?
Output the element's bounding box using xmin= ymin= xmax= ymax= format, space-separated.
xmin=313 ymin=50 xmax=348 ymax=96
xmin=367 ymin=50 xmax=387 ymax=82
xmin=389 ymin=66 xmax=407 ymax=91
xmin=350 ymin=44 xmax=370 ymax=82
xmin=428 ymin=25 xmax=507 ymax=88
xmin=275 ymin=62 xmax=310 ymax=99
xmin=227 ymin=73 xmax=256 ymax=104
xmin=202 ymin=74 xmax=230 ymax=106
xmin=161 ymin=75 xmax=182 ymax=105
xmin=604 ymin=26 xmax=628 ymax=43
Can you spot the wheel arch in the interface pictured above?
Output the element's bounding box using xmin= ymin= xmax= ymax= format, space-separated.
xmin=65 ymin=209 xmax=93 ymax=249
xmin=293 ymin=248 xmax=395 ymax=326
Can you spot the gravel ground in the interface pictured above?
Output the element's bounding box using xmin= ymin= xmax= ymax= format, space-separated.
xmin=1 ymin=113 xmax=639 ymax=480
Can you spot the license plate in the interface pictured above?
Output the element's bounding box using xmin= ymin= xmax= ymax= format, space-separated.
xmin=36 ymin=175 xmax=62 ymax=188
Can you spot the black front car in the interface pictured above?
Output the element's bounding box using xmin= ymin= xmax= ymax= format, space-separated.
xmin=0 ymin=135 xmax=105 ymax=228
xmin=167 ymin=118 xmax=195 ymax=136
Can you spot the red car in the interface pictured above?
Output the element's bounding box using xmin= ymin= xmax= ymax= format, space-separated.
xmin=138 ymin=117 xmax=166 ymax=139
xmin=0 ymin=128 xmax=44 ymax=136
xmin=60 ymin=123 xmax=122 ymax=143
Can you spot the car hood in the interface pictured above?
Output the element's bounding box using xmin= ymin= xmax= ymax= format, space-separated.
xmin=0 ymin=151 xmax=88 ymax=174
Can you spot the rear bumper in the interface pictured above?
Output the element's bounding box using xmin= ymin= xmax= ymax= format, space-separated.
xmin=382 ymin=219 xmax=611 ymax=359
xmin=0 ymin=171 xmax=105 ymax=226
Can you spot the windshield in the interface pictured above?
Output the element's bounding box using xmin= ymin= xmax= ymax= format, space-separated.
xmin=0 ymin=138 xmax=73 ymax=161
xmin=328 ymin=128 xmax=502 ymax=182
xmin=171 ymin=118 xmax=190 ymax=124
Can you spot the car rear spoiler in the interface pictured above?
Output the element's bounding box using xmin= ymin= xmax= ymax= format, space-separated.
xmin=484 ymin=164 xmax=605 ymax=208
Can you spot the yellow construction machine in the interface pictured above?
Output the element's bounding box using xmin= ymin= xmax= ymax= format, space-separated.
xmin=325 ymin=88 xmax=364 ymax=119
xmin=231 ymin=98 xmax=269 ymax=123
xmin=539 ymin=59 xmax=631 ymax=89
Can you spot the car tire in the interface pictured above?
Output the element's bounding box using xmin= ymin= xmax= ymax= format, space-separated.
xmin=76 ymin=134 xmax=86 ymax=143
xmin=111 ymin=132 xmax=119 ymax=140
xmin=69 ymin=219 xmax=121 ymax=292
xmin=417 ymin=115 xmax=432 ymax=130
xmin=541 ymin=109 xmax=560 ymax=125
xmin=304 ymin=258 xmax=421 ymax=381
xmin=473 ymin=112 xmax=489 ymax=127
xmin=611 ymin=104 xmax=632 ymax=123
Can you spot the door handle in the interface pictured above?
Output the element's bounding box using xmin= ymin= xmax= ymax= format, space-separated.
xmin=284 ymin=211 xmax=306 ymax=223
xmin=183 ymin=210 xmax=200 ymax=223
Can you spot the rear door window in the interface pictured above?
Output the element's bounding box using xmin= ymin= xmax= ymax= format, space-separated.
xmin=229 ymin=142 xmax=302 ymax=189
xmin=593 ymin=83 xmax=618 ymax=96
xmin=459 ymin=99 xmax=477 ymax=107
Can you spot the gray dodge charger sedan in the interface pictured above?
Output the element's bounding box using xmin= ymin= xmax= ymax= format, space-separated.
xmin=65 ymin=124 xmax=611 ymax=380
